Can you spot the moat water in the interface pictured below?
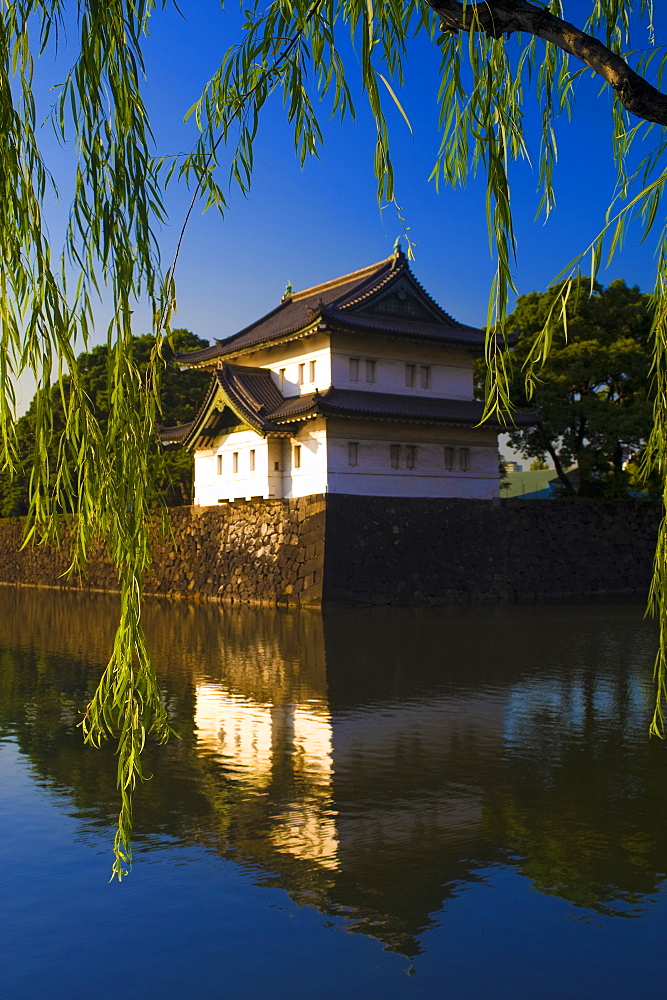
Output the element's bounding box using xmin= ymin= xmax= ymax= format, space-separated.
xmin=1 ymin=588 xmax=666 ymax=999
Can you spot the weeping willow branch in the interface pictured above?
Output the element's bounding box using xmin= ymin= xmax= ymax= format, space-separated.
xmin=0 ymin=2 xmax=172 ymax=878
xmin=644 ymin=230 xmax=667 ymax=737
xmin=428 ymin=0 xmax=667 ymax=126
xmin=162 ymin=0 xmax=327 ymax=320
xmin=82 ymin=571 xmax=173 ymax=879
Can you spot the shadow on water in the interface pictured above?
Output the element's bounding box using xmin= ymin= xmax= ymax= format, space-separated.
xmin=0 ymin=587 xmax=666 ymax=957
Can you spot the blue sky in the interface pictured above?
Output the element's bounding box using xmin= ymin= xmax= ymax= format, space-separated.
xmin=132 ymin=3 xmax=667 ymax=339
xmin=19 ymin=1 xmax=667 ymax=415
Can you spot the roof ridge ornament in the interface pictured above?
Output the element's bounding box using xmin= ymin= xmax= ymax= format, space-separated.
xmin=392 ymin=236 xmax=405 ymax=262
xmin=281 ymin=280 xmax=293 ymax=302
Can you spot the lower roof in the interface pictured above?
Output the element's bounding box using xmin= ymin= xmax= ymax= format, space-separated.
xmin=159 ymin=368 xmax=536 ymax=449
xmin=270 ymin=387 xmax=533 ymax=428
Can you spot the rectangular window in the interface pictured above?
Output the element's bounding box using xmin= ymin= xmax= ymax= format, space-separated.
xmin=390 ymin=444 xmax=401 ymax=469
xmin=249 ymin=449 xmax=256 ymax=472
xmin=348 ymin=442 xmax=359 ymax=467
xmin=274 ymin=461 xmax=280 ymax=471
xmin=279 ymin=368 xmax=286 ymax=390
xmin=459 ymin=447 xmax=470 ymax=471
xmin=444 ymin=446 xmax=455 ymax=470
xmin=405 ymin=364 xmax=416 ymax=387
xmin=298 ymin=363 xmax=305 ymax=386
xmin=420 ymin=365 xmax=431 ymax=389
xmin=293 ymin=444 xmax=301 ymax=469
xmin=216 ymin=454 xmax=223 ymax=476
xmin=365 ymin=359 xmax=376 ymax=384
xmin=406 ymin=445 xmax=417 ymax=469
xmin=309 ymin=359 xmax=316 ymax=383
xmin=232 ymin=452 xmax=239 ymax=474
xmin=349 ymin=357 xmax=360 ymax=382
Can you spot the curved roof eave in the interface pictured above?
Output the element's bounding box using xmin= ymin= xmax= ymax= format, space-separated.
xmin=266 ymin=387 xmax=537 ymax=429
xmin=324 ymin=315 xmax=485 ymax=350
xmin=173 ymin=250 xmax=488 ymax=367
xmin=182 ymin=366 xmax=289 ymax=448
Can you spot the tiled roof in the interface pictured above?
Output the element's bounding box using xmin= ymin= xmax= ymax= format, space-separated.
xmin=267 ymin=388 xmax=536 ymax=428
xmin=175 ymin=251 xmax=485 ymax=367
xmin=216 ymin=363 xmax=284 ymax=432
xmin=159 ymin=421 xmax=195 ymax=444
xmin=158 ymin=365 xmax=284 ymax=447
xmin=324 ymin=310 xmax=482 ymax=345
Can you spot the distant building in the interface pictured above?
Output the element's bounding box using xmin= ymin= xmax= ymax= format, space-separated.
xmin=161 ymin=249 xmax=534 ymax=503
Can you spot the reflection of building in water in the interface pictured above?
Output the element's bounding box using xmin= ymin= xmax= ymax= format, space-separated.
xmin=5 ymin=588 xmax=663 ymax=958
xmin=195 ymin=686 xmax=274 ymax=788
xmin=270 ymin=707 xmax=339 ymax=869
xmin=193 ymin=673 xmax=507 ymax=913
xmin=195 ymin=686 xmax=339 ymax=869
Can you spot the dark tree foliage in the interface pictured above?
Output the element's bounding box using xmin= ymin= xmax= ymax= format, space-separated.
xmin=0 ymin=330 xmax=210 ymax=517
xmin=499 ymin=279 xmax=655 ymax=496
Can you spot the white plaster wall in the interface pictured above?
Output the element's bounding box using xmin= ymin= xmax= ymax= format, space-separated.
xmin=330 ymin=335 xmax=474 ymax=399
xmin=226 ymin=332 xmax=332 ymax=397
xmin=193 ymin=420 xmax=329 ymax=505
xmin=325 ymin=420 xmax=499 ymax=499
xmin=281 ymin=418 xmax=328 ymax=499
xmin=267 ymin=438 xmax=284 ymax=499
xmin=193 ymin=449 xmax=217 ymax=506
xmin=194 ymin=428 xmax=274 ymax=505
xmin=193 ymin=418 xmax=499 ymax=503
xmin=224 ymin=329 xmax=475 ymax=400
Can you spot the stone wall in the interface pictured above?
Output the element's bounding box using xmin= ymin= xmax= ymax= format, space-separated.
xmin=0 ymin=496 xmax=326 ymax=607
xmin=323 ymin=496 xmax=662 ymax=605
xmin=0 ymin=495 xmax=660 ymax=606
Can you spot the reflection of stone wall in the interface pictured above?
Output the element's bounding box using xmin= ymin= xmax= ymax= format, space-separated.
xmin=0 ymin=587 xmax=327 ymax=702
xmin=0 ymin=495 xmax=660 ymax=606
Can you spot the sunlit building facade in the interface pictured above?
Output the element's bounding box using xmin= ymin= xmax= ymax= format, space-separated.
xmin=161 ymin=249 xmax=529 ymax=502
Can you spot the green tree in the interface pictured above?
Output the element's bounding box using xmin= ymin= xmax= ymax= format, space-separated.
xmin=75 ymin=328 xmax=211 ymax=507
xmin=0 ymin=330 xmax=209 ymax=517
xmin=503 ymin=279 xmax=654 ymax=496
xmin=4 ymin=2 xmax=667 ymax=874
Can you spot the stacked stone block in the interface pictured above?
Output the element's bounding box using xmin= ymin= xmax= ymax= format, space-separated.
xmin=0 ymin=495 xmax=660 ymax=606
xmin=0 ymin=496 xmax=326 ymax=607
xmin=323 ymin=496 xmax=661 ymax=605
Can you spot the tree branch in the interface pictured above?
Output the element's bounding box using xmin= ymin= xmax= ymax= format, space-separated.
xmin=426 ymin=0 xmax=667 ymax=126
xmin=536 ymin=422 xmax=576 ymax=493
